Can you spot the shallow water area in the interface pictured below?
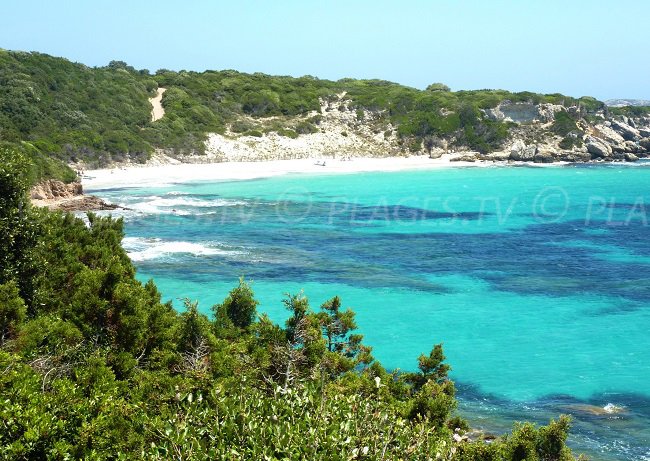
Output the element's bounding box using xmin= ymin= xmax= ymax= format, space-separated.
xmin=88 ymin=163 xmax=650 ymax=460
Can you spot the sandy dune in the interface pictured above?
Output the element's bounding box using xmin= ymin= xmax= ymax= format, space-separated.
xmin=149 ymin=88 xmax=166 ymax=122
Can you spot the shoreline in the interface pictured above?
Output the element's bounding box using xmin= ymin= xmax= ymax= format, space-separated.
xmin=82 ymin=154 xmax=529 ymax=191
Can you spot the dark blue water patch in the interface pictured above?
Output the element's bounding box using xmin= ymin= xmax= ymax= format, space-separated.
xmin=347 ymin=204 xmax=488 ymax=222
xmin=590 ymin=300 xmax=647 ymax=316
xmin=122 ymin=195 xmax=650 ymax=304
xmin=604 ymin=202 xmax=648 ymax=211
xmin=125 ymin=210 xmax=650 ymax=303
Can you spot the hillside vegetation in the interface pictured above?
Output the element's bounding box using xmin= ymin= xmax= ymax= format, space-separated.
xmin=0 ymin=148 xmax=578 ymax=459
xmin=5 ymin=49 xmax=647 ymax=184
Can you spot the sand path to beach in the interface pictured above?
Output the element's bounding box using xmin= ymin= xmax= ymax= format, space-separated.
xmin=149 ymin=88 xmax=166 ymax=122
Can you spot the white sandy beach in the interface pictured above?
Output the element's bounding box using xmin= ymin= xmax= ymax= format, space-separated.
xmin=82 ymin=155 xmax=484 ymax=190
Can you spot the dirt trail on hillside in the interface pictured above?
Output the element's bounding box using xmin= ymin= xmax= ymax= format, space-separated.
xmin=149 ymin=87 xmax=166 ymax=122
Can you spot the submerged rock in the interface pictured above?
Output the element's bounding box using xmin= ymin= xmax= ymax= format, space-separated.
xmin=563 ymin=403 xmax=627 ymax=416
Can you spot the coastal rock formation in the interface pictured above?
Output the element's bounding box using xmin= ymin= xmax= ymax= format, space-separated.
xmin=533 ymin=149 xmax=555 ymax=163
xmin=450 ymin=153 xmax=480 ymax=162
xmin=509 ymin=140 xmax=537 ymax=161
xmin=31 ymin=179 xmax=121 ymax=212
xmin=31 ymin=179 xmax=83 ymax=200
xmin=640 ymin=138 xmax=650 ymax=151
xmin=610 ymin=120 xmax=640 ymax=141
xmin=594 ymin=124 xmax=626 ymax=145
xmin=51 ymin=195 xmax=122 ymax=212
xmin=150 ymin=94 xmax=650 ymax=166
xmin=585 ymin=137 xmax=613 ymax=158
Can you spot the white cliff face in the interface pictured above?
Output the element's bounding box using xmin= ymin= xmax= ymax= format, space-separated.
xmin=484 ymin=101 xmax=564 ymax=124
xmin=201 ymin=94 xmax=401 ymax=162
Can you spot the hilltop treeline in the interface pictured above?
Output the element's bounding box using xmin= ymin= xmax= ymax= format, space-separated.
xmin=0 ymin=149 xmax=576 ymax=459
xmin=1 ymin=49 xmax=628 ymax=183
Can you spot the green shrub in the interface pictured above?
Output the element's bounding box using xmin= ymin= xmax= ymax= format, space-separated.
xmin=277 ymin=128 xmax=299 ymax=139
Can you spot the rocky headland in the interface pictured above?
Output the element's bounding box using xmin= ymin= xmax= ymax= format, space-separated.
xmin=30 ymin=179 xmax=121 ymax=212
xmin=152 ymin=95 xmax=650 ymax=166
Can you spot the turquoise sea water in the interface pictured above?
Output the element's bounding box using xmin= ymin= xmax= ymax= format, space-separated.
xmin=89 ymin=163 xmax=650 ymax=460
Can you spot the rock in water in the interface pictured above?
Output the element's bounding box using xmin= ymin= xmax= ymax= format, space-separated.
xmin=534 ymin=149 xmax=556 ymax=163
xmin=563 ymin=403 xmax=627 ymax=416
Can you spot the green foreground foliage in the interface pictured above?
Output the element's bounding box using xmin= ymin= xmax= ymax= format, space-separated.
xmin=0 ymin=149 xmax=576 ymax=459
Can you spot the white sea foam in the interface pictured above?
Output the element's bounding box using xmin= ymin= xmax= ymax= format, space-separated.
xmin=123 ymin=237 xmax=242 ymax=262
xmin=149 ymin=197 xmax=246 ymax=207
xmin=119 ymin=196 xmax=248 ymax=215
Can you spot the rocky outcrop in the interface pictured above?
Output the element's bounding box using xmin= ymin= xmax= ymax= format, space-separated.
xmin=51 ymin=195 xmax=122 ymax=212
xmin=639 ymin=138 xmax=650 ymax=151
xmin=593 ymin=124 xmax=625 ymax=145
xmin=509 ymin=140 xmax=538 ymax=161
xmin=533 ymin=149 xmax=555 ymax=163
xmin=31 ymin=180 xmax=83 ymax=200
xmin=190 ymin=93 xmax=650 ymax=166
xmin=585 ymin=137 xmax=613 ymax=158
xmin=31 ymin=179 xmax=122 ymax=212
xmin=610 ymin=120 xmax=640 ymax=141
xmin=450 ymin=153 xmax=480 ymax=162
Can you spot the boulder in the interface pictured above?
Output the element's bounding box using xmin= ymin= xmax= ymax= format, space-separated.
xmin=625 ymin=153 xmax=639 ymax=162
xmin=594 ymin=124 xmax=625 ymax=145
xmin=638 ymin=127 xmax=650 ymax=138
xmin=485 ymin=151 xmax=511 ymax=161
xmin=450 ymin=153 xmax=478 ymax=162
xmin=611 ymin=143 xmax=628 ymax=153
xmin=560 ymin=151 xmax=592 ymax=162
xmin=640 ymin=138 xmax=650 ymax=152
xmin=427 ymin=147 xmax=445 ymax=159
xmin=510 ymin=140 xmax=537 ymax=161
xmin=586 ymin=137 xmax=612 ymax=158
xmin=534 ymin=150 xmax=556 ymax=163
xmin=623 ymin=141 xmax=640 ymax=153
xmin=611 ymin=120 xmax=641 ymax=141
